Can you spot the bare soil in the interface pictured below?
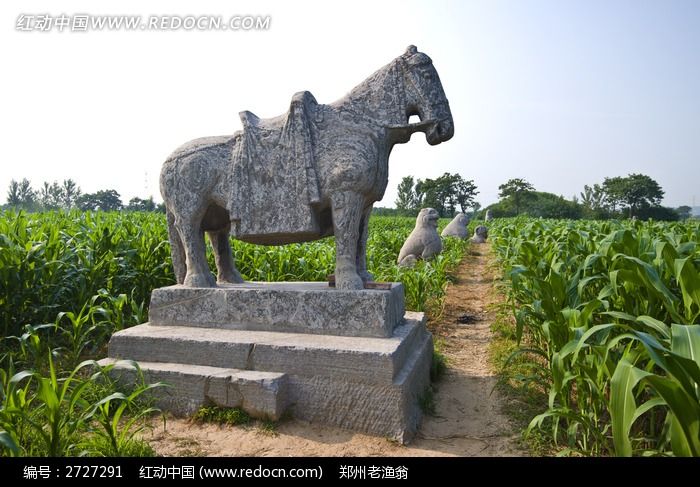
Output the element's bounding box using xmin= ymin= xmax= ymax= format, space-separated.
xmin=146 ymin=244 xmax=524 ymax=457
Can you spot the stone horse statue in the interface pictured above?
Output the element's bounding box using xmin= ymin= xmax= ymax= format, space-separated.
xmin=160 ymin=45 xmax=454 ymax=289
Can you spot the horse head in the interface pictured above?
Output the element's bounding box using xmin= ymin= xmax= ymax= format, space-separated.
xmin=397 ymin=45 xmax=454 ymax=145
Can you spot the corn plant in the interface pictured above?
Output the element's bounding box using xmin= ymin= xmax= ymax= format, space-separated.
xmin=86 ymin=361 xmax=164 ymax=457
xmin=491 ymin=217 xmax=700 ymax=456
xmin=1 ymin=209 xmax=471 ymax=457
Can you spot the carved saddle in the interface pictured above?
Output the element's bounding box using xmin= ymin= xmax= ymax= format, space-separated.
xmin=229 ymin=91 xmax=322 ymax=242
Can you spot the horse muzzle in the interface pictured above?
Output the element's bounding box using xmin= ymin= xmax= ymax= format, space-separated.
xmin=426 ymin=118 xmax=454 ymax=145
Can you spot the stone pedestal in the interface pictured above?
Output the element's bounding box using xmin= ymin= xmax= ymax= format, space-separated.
xmin=100 ymin=282 xmax=432 ymax=443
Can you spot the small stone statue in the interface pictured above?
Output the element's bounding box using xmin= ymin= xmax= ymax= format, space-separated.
xmin=397 ymin=208 xmax=443 ymax=267
xmin=471 ymin=225 xmax=488 ymax=243
xmin=441 ymin=212 xmax=469 ymax=239
xmin=484 ymin=210 xmax=493 ymax=221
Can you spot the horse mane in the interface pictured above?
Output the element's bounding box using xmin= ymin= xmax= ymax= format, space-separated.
xmin=331 ymin=55 xmax=407 ymax=126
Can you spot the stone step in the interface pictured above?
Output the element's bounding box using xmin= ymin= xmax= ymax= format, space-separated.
xmin=98 ymin=359 xmax=288 ymax=419
xmin=147 ymin=282 xmax=405 ymax=338
xmin=107 ymin=312 xmax=426 ymax=385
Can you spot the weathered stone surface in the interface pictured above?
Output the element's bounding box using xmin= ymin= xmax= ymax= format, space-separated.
xmin=397 ymin=208 xmax=443 ymax=266
xmin=102 ymin=311 xmax=432 ymax=442
xmin=441 ymin=212 xmax=469 ymax=238
xmin=287 ymin=332 xmax=432 ymax=443
xmin=148 ymin=282 xmax=405 ymax=337
xmin=107 ymin=313 xmax=424 ymax=385
xmin=98 ymin=359 xmax=288 ymax=420
xmin=484 ymin=209 xmax=493 ymax=221
xmin=471 ymin=225 xmax=489 ymax=243
xmin=160 ymin=45 xmax=454 ymax=289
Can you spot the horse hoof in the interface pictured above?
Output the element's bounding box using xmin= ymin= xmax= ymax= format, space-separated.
xmin=184 ymin=273 xmax=216 ymax=287
xmin=335 ymin=273 xmax=364 ymax=290
xmin=359 ymin=271 xmax=374 ymax=282
xmin=217 ymin=274 xmax=244 ymax=285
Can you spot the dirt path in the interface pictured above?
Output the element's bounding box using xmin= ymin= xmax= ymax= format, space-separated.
xmin=146 ymin=244 xmax=523 ymax=456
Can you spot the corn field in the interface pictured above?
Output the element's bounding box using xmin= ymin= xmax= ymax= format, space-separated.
xmin=491 ymin=217 xmax=700 ymax=456
xmin=0 ymin=209 xmax=468 ymax=456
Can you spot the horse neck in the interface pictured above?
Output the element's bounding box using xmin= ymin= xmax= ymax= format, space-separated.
xmin=333 ymin=59 xmax=405 ymax=126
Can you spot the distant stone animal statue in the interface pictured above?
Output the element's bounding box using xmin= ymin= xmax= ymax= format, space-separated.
xmin=471 ymin=225 xmax=488 ymax=243
xmin=441 ymin=212 xmax=469 ymax=239
xmin=484 ymin=210 xmax=492 ymax=222
xmin=397 ymin=208 xmax=443 ymax=267
xmin=161 ymin=45 xmax=454 ymax=289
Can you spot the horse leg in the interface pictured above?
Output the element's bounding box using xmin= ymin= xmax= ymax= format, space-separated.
xmin=356 ymin=204 xmax=374 ymax=282
xmin=166 ymin=208 xmax=186 ymax=284
xmin=176 ymin=211 xmax=216 ymax=288
xmin=208 ymin=227 xmax=243 ymax=284
xmin=331 ymin=191 xmax=364 ymax=290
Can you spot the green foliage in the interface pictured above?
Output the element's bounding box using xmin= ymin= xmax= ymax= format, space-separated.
xmin=418 ymin=387 xmax=436 ymax=415
xmin=0 ymin=349 xmax=162 ymax=457
xmin=5 ymin=179 xmax=38 ymax=211
xmin=498 ymin=178 xmax=535 ymax=215
xmin=76 ymin=190 xmax=123 ymax=211
xmin=395 ymin=173 xmax=479 ymax=217
xmin=192 ymin=407 xmax=251 ymax=426
xmin=0 ymin=210 xmax=174 ymax=339
xmin=431 ymin=347 xmax=448 ymax=382
xmin=126 ymin=197 xmax=156 ymax=212
xmin=489 ymin=191 xmax=582 ymax=219
xmin=1 ymin=210 xmax=470 ymax=456
xmin=416 ymin=172 xmax=479 ymax=217
xmin=602 ymin=173 xmax=665 ymax=218
xmin=677 ymin=206 xmax=693 ymax=220
xmin=395 ymin=176 xmax=419 ymax=214
xmin=257 ymin=419 xmax=279 ymax=437
xmin=491 ymin=217 xmax=700 ymax=456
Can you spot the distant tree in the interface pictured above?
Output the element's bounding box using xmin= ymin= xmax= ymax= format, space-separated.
xmin=61 ymin=179 xmax=81 ymax=208
xmin=371 ymin=206 xmax=403 ymax=216
xmin=676 ymin=205 xmax=692 ymax=220
xmin=18 ymin=179 xmax=36 ymax=207
xmin=416 ymin=173 xmax=479 ymax=217
xmin=470 ymin=201 xmax=482 ymax=219
xmin=580 ymin=183 xmax=610 ymax=218
xmin=528 ymin=192 xmax=582 ymax=219
xmin=6 ymin=180 xmax=21 ymax=207
xmin=395 ymin=176 xmax=418 ymax=214
xmin=454 ymin=178 xmax=479 ymax=213
xmin=77 ymin=189 xmax=123 ymax=211
xmin=603 ymin=173 xmax=664 ymax=218
xmin=127 ymin=196 xmax=156 ymax=212
xmin=580 ymin=184 xmax=605 ymax=210
xmin=38 ymin=181 xmax=64 ymax=209
xmin=498 ymin=178 xmax=535 ymax=215
xmin=487 ymin=191 xmax=581 ymax=219
xmin=601 ymin=176 xmax=625 ymax=213
xmin=636 ymin=205 xmax=679 ymax=221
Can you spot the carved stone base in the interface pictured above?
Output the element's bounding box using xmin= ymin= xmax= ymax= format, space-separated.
xmin=101 ymin=282 xmax=432 ymax=443
xmin=148 ymin=282 xmax=405 ymax=338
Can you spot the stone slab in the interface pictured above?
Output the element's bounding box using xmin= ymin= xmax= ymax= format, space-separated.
xmin=98 ymin=359 xmax=288 ymax=420
xmin=287 ymin=328 xmax=432 ymax=442
xmin=102 ymin=310 xmax=432 ymax=442
xmin=108 ymin=312 xmax=425 ymax=385
xmin=148 ymin=282 xmax=405 ymax=338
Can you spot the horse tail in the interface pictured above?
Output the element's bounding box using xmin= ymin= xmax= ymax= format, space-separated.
xmin=166 ymin=207 xmax=186 ymax=284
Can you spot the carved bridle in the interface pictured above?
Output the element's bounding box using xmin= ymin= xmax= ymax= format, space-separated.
xmin=395 ymin=55 xmax=451 ymax=126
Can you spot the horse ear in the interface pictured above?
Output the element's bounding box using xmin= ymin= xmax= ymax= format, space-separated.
xmin=405 ymin=45 xmax=418 ymax=55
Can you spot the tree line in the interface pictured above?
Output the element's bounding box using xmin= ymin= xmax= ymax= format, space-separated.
xmin=3 ymin=178 xmax=163 ymax=212
xmin=389 ymin=172 xmax=692 ymax=221
xmin=394 ymin=172 xmax=479 ymax=217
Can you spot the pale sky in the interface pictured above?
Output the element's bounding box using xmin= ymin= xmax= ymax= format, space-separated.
xmin=1 ymin=0 xmax=698 ymax=208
